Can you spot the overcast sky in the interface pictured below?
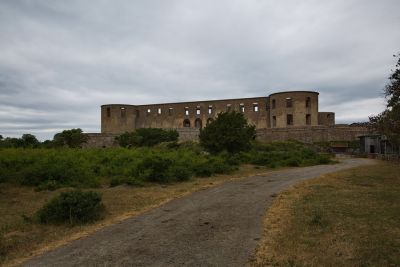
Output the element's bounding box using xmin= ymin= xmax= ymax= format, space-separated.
xmin=0 ymin=0 xmax=399 ymax=140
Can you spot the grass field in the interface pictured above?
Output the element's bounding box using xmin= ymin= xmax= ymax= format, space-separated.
xmin=251 ymin=161 xmax=400 ymax=267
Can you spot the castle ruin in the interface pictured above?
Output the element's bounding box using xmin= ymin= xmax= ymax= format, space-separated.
xmin=85 ymin=90 xmax=369 ymax=147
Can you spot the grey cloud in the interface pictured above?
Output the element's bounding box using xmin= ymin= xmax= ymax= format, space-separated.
xmin=0 ymin=0 xmax=399 ymax=140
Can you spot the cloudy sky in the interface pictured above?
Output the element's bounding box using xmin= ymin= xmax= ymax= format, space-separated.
xmin=0 ymin=0 xmax=399 ymax=140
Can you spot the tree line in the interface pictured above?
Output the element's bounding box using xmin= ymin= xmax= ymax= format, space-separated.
xmin=0 ymin=128 xmax=88 ymax=148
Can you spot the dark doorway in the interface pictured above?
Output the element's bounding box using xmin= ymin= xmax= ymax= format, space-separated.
xmin=195 ymin=118 xmax=202 ymax=129
xmin=370 ymin=145 xmax=375 ymax=153
xmin=183 ymin=119 xmax=191 ymax=127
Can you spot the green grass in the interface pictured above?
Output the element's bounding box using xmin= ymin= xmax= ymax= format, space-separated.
xmin=252 ymin=162 xmax=400 ymax=266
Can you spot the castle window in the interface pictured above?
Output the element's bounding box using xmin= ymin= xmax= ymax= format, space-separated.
xmin=136 ymin=110 xmax=140 ymax=117
xmin=183 ymin=119 xmax=190 ymax=127
xmin=286 ymin=98 xmax=292 ymax=108
xmin=226 ymin=104 xmax=232 ymax=112
xmin=272 ymin=99 xmax=276 ymax=109
xmin=184 ymin=107 xmax=189 ymax=116
xmin=120 ymin=107 xmax=126 ymax=118
xmin=147 ymin=108 xmax=151 ymax=113
xmin=306 ymin=97 xmax=311 ymax=108
xmin=253 ymin=103 xmax=259 ymax=112
xmin=240 ymin=103 xmax=245 ymax=113
xmin=287 ymin=114 xmax=293 ymax=125
xmin=306 ymin=114 xmax=311 ymax=125
xmin=272 ymin=116 xmax=277 ymax=127
xmin=208 ymin=105 xmax=213 ymax=114
xmin=327 ymin=114 xmax=331 ymax=119
xmin=196 ymin=106 xmax=201 ymax=115
xmin=195 ymin=118 xmax=202 ymax=129
xmin=168 ymin=108 xmax=173 ymax=116
xmin=158 ymin=108 xmax=162 ymax=115
xmin=106 ymin=107 xmax=111 ymax=117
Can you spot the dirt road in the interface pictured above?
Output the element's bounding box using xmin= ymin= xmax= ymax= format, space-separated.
xmin=22 ymin=158 xmax=374 ymax=267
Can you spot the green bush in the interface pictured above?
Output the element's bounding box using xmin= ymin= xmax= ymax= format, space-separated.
xmin=116 ymin=128 xmax=179 ymax=147
xmin=199 ymin=111 xmax=256 ymax=154
xmin=168 ymin=165 xmax=193 ymax=181
xmin=0 ymin=141 xmax=333 ymax=190
xmin=37 ymin=190 xmax=105 ymax=224
xmin=53 ymin=128 xmax=88 ymax=148
xmin=242 ymin=141 xmax=333 ymax=168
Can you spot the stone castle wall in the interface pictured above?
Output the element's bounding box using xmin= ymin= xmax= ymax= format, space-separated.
xmin=82 ymin=133 xmax=119 ymax=148
xmin=256 ymin=125 xmax=370 ymax=143
xmin=100 ymin=91 xmax=334 ymax=134
xmin=83 ymin=90 xmax=366 ymax=148
xmin=85 ymin=125 xmax=369 ymax=148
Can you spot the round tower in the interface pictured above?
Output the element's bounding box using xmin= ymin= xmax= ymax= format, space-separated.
xmin=269 ymin=91 xmax=319 ymax=128
xmin=101 ymin=104 xmax=137 ymax=134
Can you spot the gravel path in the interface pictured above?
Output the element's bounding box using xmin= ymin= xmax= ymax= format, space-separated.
xmin=23 ymin=158 xmax=374 ymax=267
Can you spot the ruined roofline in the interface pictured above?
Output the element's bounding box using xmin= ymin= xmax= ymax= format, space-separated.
xmin=101 ymin=90 xmax=319 ymax=107
xmin=101 ymin=96 xmax=269 ymax=108
xmin=268 ymin=90 xmax=319 ymax=96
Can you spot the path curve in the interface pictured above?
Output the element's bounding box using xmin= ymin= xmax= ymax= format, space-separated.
xmin=22 ymin=158 xmax=374 ymax=267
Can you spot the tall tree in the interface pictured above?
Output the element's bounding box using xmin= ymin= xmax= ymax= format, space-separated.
xmin=369 ymin=54 xmax=400 ymax=146
xmin=199 ymin=111 xmax=256 ymax=154
xmin=21 ymin=134 xmax=39 ymax=148
xmin=53 ymin=128 xmax=88 ymax=148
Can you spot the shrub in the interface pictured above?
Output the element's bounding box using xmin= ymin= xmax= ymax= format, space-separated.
xmin=116 ymin=128 xmax=179 ymax=147
xmin=199 ymin=111 xmax=256 ymax=154
xmin=37 ymin=190 xmax=104 ymax=224
xmin=168 ymin=165 xmax=193 ymax=181
xmin=53 ymin=128 xmax=88 ymax=148
xmin=137 ymin=155 xmax=173 ymax=182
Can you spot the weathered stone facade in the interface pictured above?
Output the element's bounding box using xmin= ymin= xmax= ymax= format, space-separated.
xmin=256 ymin=125 xmax=369 ymax=143
xmin=85 ymin=90 xmax=370 ymax=147
xmin=101 ymin=91 xmax=329 ymax=133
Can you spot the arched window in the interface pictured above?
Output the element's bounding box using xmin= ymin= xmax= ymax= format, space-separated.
xmin=120 ymin=107 xmax=126 ymax=117
xmin=195 ymin=118 xmax=202 ymax=129
xmin=286 ymin=97 xmax=292 ymax=108
xmin=183 ymin=119 xmax=191 ymax=127
xmin=272 ymin=99 xmax=276 ymax=109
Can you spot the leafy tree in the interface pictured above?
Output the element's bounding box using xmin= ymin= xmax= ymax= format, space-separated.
xmin=0 ymin=137 xmax=24 ymax=148
xmin=53 ymin=128 xmax=88 ymax=148
xmin=21 ymin=134 xmax=39 ymax=147
xmin=116 ymin=128 xmax=179 ymax=147
xmin=199 ymin=111 xmax=256 ymax=154
xmin=369 ymin=54 xmax=400 ymax=146
xmin=0 ymin=135 xmax=3 ymax=140
xmin=41 ymin=140 xmax=54 ymax=148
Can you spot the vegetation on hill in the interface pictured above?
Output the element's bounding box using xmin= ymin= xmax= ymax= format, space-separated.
xmin=0 ymin=141 xmax=332 ymax=191
xmin=116 ymin=128 xmax=179 ymax=147
xmin=0 ymin=128 xmax=87 ymax=148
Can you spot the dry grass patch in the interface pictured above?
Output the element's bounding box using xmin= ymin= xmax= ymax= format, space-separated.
xmin=251 ymin=161 xmax=400 ymax=267
xmin=0 ymin=164 xmax=267 ymax=266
